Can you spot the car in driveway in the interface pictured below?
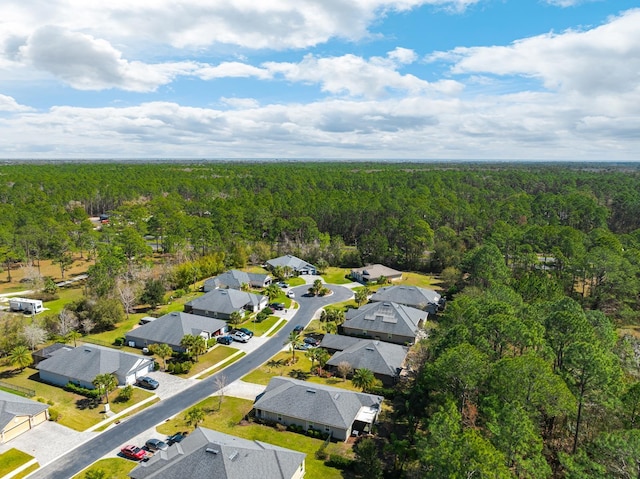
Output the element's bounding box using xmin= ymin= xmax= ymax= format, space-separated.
xmin=217 ymin=335 xmax=233 ymax=345
xmin=237 ymin=327 xmax=254 ymax=337
xmin=121 ymin=445 xmax=147 ymax=461
xmin=231 ymin=331 xmax=250 ymax=343
xmin=270 ymin=302 xmax=285 ymax=310
xmin=167 ymin=432 xmax=186 ymax=446
xmin=277 ymin=282 xmax=290 ymax=288
xmin=304 ymin=337 xmax=320 ymax=347
xmin=295 ymin=342 xmax=312 ymax=351
xmin=145 ymin=438 xmax=169 ymax=452
xmin=286 ymin=291 xmax=295 ymax=298
xmin=136 ymin=376 xmax=159 ymax=390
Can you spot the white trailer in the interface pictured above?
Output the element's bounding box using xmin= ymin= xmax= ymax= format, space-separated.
xmin=9 ymin=298 xmax=44 ymax=314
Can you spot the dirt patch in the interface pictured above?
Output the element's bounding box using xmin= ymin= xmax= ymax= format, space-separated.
xmin=0 ymin=256 xmax=91 ymax=293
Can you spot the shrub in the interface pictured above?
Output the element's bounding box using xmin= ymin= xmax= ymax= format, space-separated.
xmin=173 ymin=289 xmax=186 ymax=298
xmin=48 ymin=408 xmax=60 ymax=422
xmin=326 ymin=454 xmax=354 ymax=470
xmin=275 ymin=423 xmax=287 ymax=432
xmin=114 ymin=337 xmax=125 ymax=346
xmin=64 ymin=382 xmax=102 ymax=399
xmin=117 ymin=385 xmax=133 ymax=402
xmin=315 ymin=449 xmax=328 ymax=460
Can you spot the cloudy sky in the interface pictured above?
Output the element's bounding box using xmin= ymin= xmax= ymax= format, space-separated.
xmin=0 ymin=0 xmax=638 ymax=160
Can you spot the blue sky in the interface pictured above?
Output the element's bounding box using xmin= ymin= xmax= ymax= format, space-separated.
xmin=0 ymin=0 xmax=638 ymax=160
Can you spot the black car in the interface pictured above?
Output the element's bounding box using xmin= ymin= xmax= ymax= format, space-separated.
xmin=270 ymin=302 xmax=285 ymax=311
xmin=136 ymin=376 xmax=159 ymax=390
xmin=167 ymin=432 xmax=186 ymax=446
xmin=238 ymin=327 xmax=254 ymax=337
xmin=217 ymin=335 xmax=233 ymax=345
xmin=145 ymin=438 xmax=168 ymax=452
xmin=293 ymin=325 xmax=304 ymax=333
xmin=304 ymin=337 xmax=320 ymax=347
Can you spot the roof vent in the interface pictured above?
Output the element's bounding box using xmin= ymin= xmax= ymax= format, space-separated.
xmin=334 ymin=393 xmax=340 ymax=400
xmin=229 ymin=450 xmax=239 ymax=461
xmin=382 ymin=302 xmax=391 ymax=306
xmin=205 ymin=448 xmax=219 ymax=454
xmin=366 ymin=347 xmax=374 ymax=351
xmin=306 ymin=389 xmax=316 ymax=394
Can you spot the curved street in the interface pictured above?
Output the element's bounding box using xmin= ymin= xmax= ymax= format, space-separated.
xmin=28 ymin=283 xmax=354 ymax=479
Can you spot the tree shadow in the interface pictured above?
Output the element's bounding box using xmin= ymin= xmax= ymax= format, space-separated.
xmin=288 ymin=369 xmax=310 ymax=380
xmin=76 ymin=398 xmax=100 ymax=410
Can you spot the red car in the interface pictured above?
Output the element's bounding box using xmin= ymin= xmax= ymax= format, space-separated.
xmin=121 ymin=445 xmax=147 ymax=461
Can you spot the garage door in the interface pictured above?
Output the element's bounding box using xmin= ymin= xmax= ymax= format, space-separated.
xmin=2 ymin=417 xmax=31 ymax=443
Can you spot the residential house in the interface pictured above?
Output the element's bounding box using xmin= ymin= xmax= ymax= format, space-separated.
xmin=350 ymin=264 xmax=403 ymax=284
xmin=129 ymin=427 xmax=306 ymax=479
xmin=0 ymin=390 xmax=49 ymax=443
xmin=253 ymin=376 xmax=383 ymax=441
xmin=125 ymin=311 xmax=227 ymax=352
xmin=36 ymin=344 xmax=154 ymax=389
xmin=341 ymin=301 xmax=427 ymax=345
xmin=31 ymin=342 xmax=67 ymax=366
xmin=317 ymin=334 xmax=362 ymax=354
xmin=369 ymin=285 xmax=445 ymax=314
xmin=185 ymin=289 xmax=268 ymax=320
xmin=266 ymin=255 xmax=317 ymax=275
xmin=321 ymin=335 xmax=409 ymax=386
xmin=203 ymin=269 xmax=271 ymax=292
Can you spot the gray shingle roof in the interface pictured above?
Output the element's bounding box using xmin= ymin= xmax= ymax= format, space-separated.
xmin=204 ymin=270 xmax=270 ymax=291
xmin=129 ymin=427 xmax=305 ymax=479
xmin=36 ymin=344 xmax=153 ymax=385
xmin=326 ymin=339 xmax=409 ymax=377
xmin=266 ymin=255 xmax=316 ymax=273
xmin=125 ymin=312 xmax=227 ymax=348
xmin=318 ymin=334 xmax=362 ymax=352
xmin=344 ymin=301 xmax=427 ymax=339
xmin=0 ymin=390 xmax=48 ymax=430
xmin=351 ymin=264 xmax=402 ymax=281
xmin=186 ymin=289 xmax=266 ymax=315
xmin=370 ymin=285 xmax=441 ymax=310
xmin=253 ymin=377 xmax=382 ymax=430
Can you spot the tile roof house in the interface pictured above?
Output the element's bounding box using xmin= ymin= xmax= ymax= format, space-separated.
xmin=350 ymin=264 xmax=403 ymax=284
xmin=369 ymin=285 xmax=445 ymax=314
xmin=253 ymin=376 xmax=383 ymax=441
xmin=185 ymin=289 xmax=268 ymax=320
xmin=203 ymin=270 xmax=271 ymax=292
xmin=323 ymin=336 xmax=409 ymax=386
xmin=341 ymin=301 xmax=427 ymax=345
xmin=125 ymin=311 xmax=228 ymax=352
xmin=266 ymin=255 xmax=317 ymax=275
xmin=0 ymin=390 xmax=49 ymax=443
xmin=36 ymin=344 xmax=154 ymax=389
xmin=129 ymin=427 xmax=306 ymax=479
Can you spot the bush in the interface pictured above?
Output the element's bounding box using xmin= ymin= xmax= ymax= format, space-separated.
xmin=315 ymin=449 xmax=328 ymax=460
xmin=173 ymin=289 xmax=186 ymax=298
xmin=117 ymin=385 xmax=133 ymax=402
xmin=326 ymin=454 xmax=354 ymax=470
xmin=64 ymin=382 xmax=102 ymax=399
xmin=368 ymin=385 xmax=397 ymax=399
xmin=48 ymin=408 xmax=60 ymax=422
xmin=114 ymin=337 xmax=125 ymax=346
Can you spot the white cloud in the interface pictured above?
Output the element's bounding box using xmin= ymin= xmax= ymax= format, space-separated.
xmin=263 ymin=48 xmax=459 ymax=98
xmin=196 ymin=62 xmax=271 ymax=80
xmin=433 ymin=9 xmax=640 ymax=96
xmin=0 ymin=94 xmax=33 ymax=112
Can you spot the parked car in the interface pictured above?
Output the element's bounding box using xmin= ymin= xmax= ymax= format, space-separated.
xmin=232 ymin=331 xmax=250 ymax=343
xmin=238 ymin=327 xmax=254 ymax=337
xmin=145 ymin=438 xmax=169 ymax=452
xmin=286 ymin=291 xmax=295 ymax=298
xmin=217 ymin=335 xmax=233 ymax=345
xmin=293 ymin=325 xmax=304 ymax=333
xmin=121 ymin=445 xmax=147 ymax=461
xmin=270 ymin=302 xmax=285 ymax=310
xmin=304 ymin=337 xmax=320 ymax=347
xmin=136 ymin=376 xmax=159 ymax=390
xmin=295 ymin=342 xmax=312 ymax=351
xmin=167 ymin=432 xmax=186 ymax=446
xmin=277 ymin=282 xmax=290 ymax=288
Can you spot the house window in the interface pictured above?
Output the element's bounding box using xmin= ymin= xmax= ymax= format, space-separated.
xmin=325 ymin=426 xmax=330 ymax=432
xmin=278 ymin=415 xmax=282 ymax=421
xmin=388 ymin=333 xmax=393 ymax=339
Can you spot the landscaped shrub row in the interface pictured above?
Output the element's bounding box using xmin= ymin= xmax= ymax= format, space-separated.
xmin=167 ymin=361 xmax=193 ymax=374
xmin=64 ymin=382 xmax=102 ymax=399
xmin=325 ymin=454 xmax=354 ymax=470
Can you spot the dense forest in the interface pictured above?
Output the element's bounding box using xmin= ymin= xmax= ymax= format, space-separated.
xmin=2 ymin=161 xmax=640 ymax=478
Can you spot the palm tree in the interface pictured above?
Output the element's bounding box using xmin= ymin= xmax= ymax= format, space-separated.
xmin=355 ymin=287 xmax=371 ymax=306
xmin=185 ymin=406 xmax=205 ymax=428
xmin=352 ymin=368 xmax=376 ymax=392
xmin=180 ymin=334 xmax=196 ymax=356
xmin=285 ymin=330 xmax=304 ymax=362
xmin=316 ymin=348 xmax=330 ymax=374
xmin=306 ymin=347 xmax=321 ymax=371
xmin=229 ymin=310 xmax=244 ymax=325
xmin=92 ymin=373 xmax=118 ymax=405
xmin=149 ymin=343 xmax=173 ymax=370
xmin=308 ymin=279 xmax=324 ymax=296
xmin=9 ymin=345 xmax=33 ymax=370
xmin=66 ymin=329 xmax=82 ymax=347
xmin=191 ymin=335 xmax=207 ymax=360
xmin=264 ymin=284 xmax=281 ymax=300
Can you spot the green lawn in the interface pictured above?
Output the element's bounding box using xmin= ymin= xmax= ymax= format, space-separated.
xmin=399 ymin=271 xmax=440 ymax=289
xmin=156 ymin=396 xmax=348 ymax=479
xmin=198 ymin=351 xmax=246 ymax=379
xmin=0 ymin=449 xmax=33 ymax=477
xmin=0 ymin=365 xmax=153 ymax=431
xmin=71 ymin=458 xmax=137 ymax=479
xmin=287 ymin=276 xmax=306 ymax=287
xmin=43 ymin=287 xmax=85 ymax=316
xmin=321 ymin=267 xmax=352 ymax=285
xmin=241 ymin=315 xmax=281 ymax=336
xmin=266 ymin=320 xmax=287 ymax=337
xmin=185 ymin=345 xmax=237 ymax=377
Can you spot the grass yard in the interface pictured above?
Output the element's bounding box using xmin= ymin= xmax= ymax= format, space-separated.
xmin=71 ymin=458 xmax=137 ymax=479
xmin=266 ymin=320 xmax=287 ymax=337
xmin=198 ymin=351 xmax=246 ymax=379
xmin=12 ymin=462 xmax=39 ymax=479
xmin=321 ymin=267 xmax=352 ymax=285
xmin=0 ymin=365 xmax=153 ymax=431
xmin=399 ymin=271 xmax=441 ymax=289
xmin=186 ymin=345 xmax=237 ymax=377
xmin=0 ymin=256 xmax=91 ymax=294
xmin=0 ymin=449 xmax=33 ymax=477
xmin=287 ymin=276 xmax=306 ymax=287
xmin=243 ymin=315 xmax=281 ymax=336
xmin=156 ymin=396 xmax=348 ymax=479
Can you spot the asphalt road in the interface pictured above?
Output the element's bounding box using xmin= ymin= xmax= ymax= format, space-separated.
xmin=28 ymin=284 xmax=354 ymax=479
